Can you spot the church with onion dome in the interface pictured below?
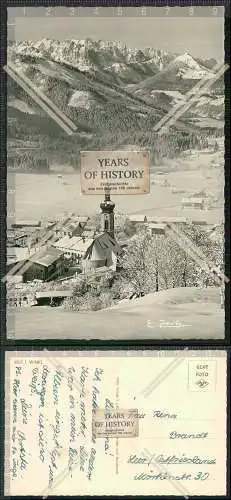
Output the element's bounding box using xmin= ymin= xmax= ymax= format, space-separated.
xmin=82 ymin=187 xmax=123 ymax=272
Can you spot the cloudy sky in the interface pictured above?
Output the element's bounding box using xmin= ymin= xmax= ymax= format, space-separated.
xmin=8 ymin=6 xmax=224 ymax=61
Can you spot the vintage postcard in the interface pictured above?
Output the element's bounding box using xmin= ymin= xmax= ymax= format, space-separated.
xmin=6 ymin=6 xmax=227 ymax=339
xmin=4 ymin=350 xmax=227 ymax=496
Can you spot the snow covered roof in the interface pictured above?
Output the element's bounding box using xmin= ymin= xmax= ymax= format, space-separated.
xmin=53 ymin=236 xmax=93 ymax=253
xmin=77 ymin=216 xmax=89 ymax=223
xmin=53 ymin=235 xmax=70 ymax=248
xmin=60 ymin=216 xmax=89 ymax=232
xmin=165 ymin=217 xmax=188 ymax=224
xmin=81 ymin=230 xmax=95 ymax=239
xmin=12 ymin=220 xmax=41 ymax=227
xmin=148 ymin=223 xmax=166 ymax=230
xmin=29 ymin=247 xmax=63 ymax=267
xmin=128 ymin=215 xmax=147 ymax=222
xmin=66 ymin=222 xmax=80 ymax=232
xmin=7 ymin=247 xmax=30 ymax=265
xmin=85 ymin=233 xmax=122 ymax=261
xmin=7 ymin=230 xmax=28 ymax=239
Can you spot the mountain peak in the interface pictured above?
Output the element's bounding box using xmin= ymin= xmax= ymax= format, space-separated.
xmin=9 ymin=38 xmax=216 ymax=87
xmin=174 ymin=52 xmax=201 ymax=69
xmin=7 ymin=36 xmax=224 ymax=159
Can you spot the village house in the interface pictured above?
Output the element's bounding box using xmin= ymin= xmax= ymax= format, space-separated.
xmin=146 ymin=216 xmax=188 ymax=225
xmin=163 ymin=217 xmax=188 ymax=225
xmin=191 ymin=220 xmax=208 ymax=226
xmin=7 ymin=290 xmax=37 ymax=307
xmin=7 ymin=230 xmax=28 ymax=247
xmin=7 ymin=288 xmax=73 ymax=308
xmin=65 ymin=222 xmax=83 ymax=238
xmin=42 ymin=220 xmax=57 ymax=231
xmin=6 ymin=246 xmax=64 ymax=283
xmin=128 ymin=215 xmax=148 ymax=224
xmin=181 ymin=197 xmax=205 ymax=210
xmin=35 ymin=290 xmax=72 ymax=306
xmin=11 ymin=220 xmax=41 ymax=229
xmin=7 ymin=226 xmax=43 ymax=248
xmin=53 ymin=235 xmax=93 ymax=262
xmin=81 ymin=229 xmax=95 ymax=239
xmin=53 ymin=216 xmax=89 ymax=239
xmin=147 ymin=223 xmax=166 ymax=236
xmin=7 ymin=247 xmax=30 ymax=274
xmin=22 ymin=247 xmax=65 ymax=282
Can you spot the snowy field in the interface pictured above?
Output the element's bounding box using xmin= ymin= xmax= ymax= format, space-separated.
xmin=7 ymin=145 xmax=225 ymax=340
xmin=8 ymin=286 xmax=224 ymax=339
xmin=8 ymin=144 xmax=224 ymax=225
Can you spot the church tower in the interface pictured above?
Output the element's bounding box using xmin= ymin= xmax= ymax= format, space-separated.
xmin=100 ymin=187 xmax=115 ymax=238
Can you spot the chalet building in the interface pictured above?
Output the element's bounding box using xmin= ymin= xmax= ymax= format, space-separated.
xmin=7 ymin=291 xmax=37 ymax=307
xmin=53 ymin=235 xmax=93 ymax=261
xmin=147 ymin=223 xmax=166 ymax=236
xmin=191 ymin=220 xmax=208 ymax=226
xmin=166 ymin=217 xmax=188 ymax=225
xmin=7 ymin=287 xmax=72 ymax=308
xmin=181 ymin=197 xmax=205 ymax=210
xmin=22 ymin=247 xmax=65 ymax=282
xmin=6 ymin=246 xmax=38 ymax=283
xmin=193 ymin=190 xmax=207 ymax=198
xmin=11 ymin=220 xmax=41 ymax=229
xmin=128 ymin=215 xmax=148 ymax=224
xmin=7 ymin=226 xmax=43 ymax=248
xmin=54 ymin=216 xmax=89 ymax=239
xmin=171 ymin=188 xmax=186 ymax=194
xmin=7 ymin=247 xmax=30 ymax=275
xmin=42 ymin=220 xmax=57 ymax=231
xmin=81 ymin=229 xmax=95 ymax=239
xmin=65 ymin=222 xmax=83 ymax=238
xmin=146 ymin=216 xmax=188 ymax=225
xmin=35 ymin=290 xmax=72 ymax=306
xmin=7 ymin=231 xmax=28 ymax=247
xmin=7 ymin=231 xmax=16 ymax=247
xmin=6 ymin=274 xmax=23 ymax=284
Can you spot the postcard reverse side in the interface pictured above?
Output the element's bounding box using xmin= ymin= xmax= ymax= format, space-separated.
xmin=5 ymin=350 xmax=227 ymax=496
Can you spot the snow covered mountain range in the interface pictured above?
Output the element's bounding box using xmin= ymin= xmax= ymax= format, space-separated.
xmin=7 ymin=38 xmax=224 ymax=162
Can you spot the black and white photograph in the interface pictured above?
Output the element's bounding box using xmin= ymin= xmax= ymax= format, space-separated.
xmin=6 ymin=6 xmax=226 ymax=339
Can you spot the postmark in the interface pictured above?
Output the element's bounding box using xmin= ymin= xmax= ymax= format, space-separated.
xmin=92 ymin=408 xmax=139 ymax=438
